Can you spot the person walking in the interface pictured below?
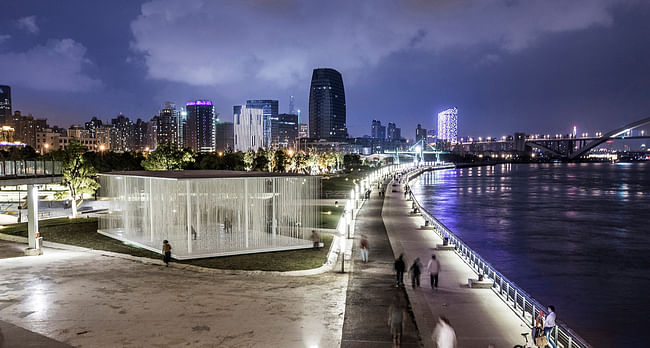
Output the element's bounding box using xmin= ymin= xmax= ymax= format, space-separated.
xmin=388 ymin=294 xmax=406 ymax=346
xmin=394 ymin=254 xmax=406 ymax=287
xmin=311 ymin=230 xmax=320 ymax=250
xmin=359 ymin=235 xmax=369 ymax=262
xmin=410 ymin=257 xmax=422 ymax=289
xmin=543 ymin=305 xmax=558 ymax=348
xmin=432 ymin=316 xmax=457 ymax=348
xmin=427 ymin=254 xmax=440 ymax=290
xmin=162 ymin=240 xmax=172 ymax=267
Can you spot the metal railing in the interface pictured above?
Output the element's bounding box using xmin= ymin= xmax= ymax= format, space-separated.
xmin=407 ymin=166 xmax=592 ymax=348
xmin=0 ymin=160 xmax=62 ymax=177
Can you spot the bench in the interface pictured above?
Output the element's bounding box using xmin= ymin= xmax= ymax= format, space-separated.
xmin=419 ymin=225 xmax=436 ymax=230
xmin=436 ymin=244 xmax=455 ymax=250
xmin=468 ymin=278 xmax=493 ymax=289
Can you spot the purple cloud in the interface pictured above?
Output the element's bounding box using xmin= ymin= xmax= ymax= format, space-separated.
xmin=130 ymin=0 xmax=620 ymax=89
xmin=0 ymin=39 xmax=102 ymax=92
xmin=17 ymin=15 xmax=39 ymax=34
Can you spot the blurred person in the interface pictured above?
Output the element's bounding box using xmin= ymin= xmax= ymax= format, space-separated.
xmin=427 ymin=254 xmax=441 ymax=290
xmin=162 ymin=240 xmax=172 ymax=267
xmin=432 ymin=316 xmax=456 ymax=348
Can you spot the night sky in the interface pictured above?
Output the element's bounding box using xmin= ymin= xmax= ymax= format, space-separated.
xmin=1 ymin=0 xmax=650 ymax=139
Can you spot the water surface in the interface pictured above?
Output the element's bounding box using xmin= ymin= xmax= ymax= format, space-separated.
xmin=412 ymin=162 xmax=650 ymax=348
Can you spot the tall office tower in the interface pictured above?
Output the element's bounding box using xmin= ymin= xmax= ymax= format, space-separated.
xmin=272 ymin=113 xmax=299 ymax=147
xmin=111 ymin=114 xmax=133 ymax=152
xmin=157 ymin=102 xmax=178 ymax=145
xmin=177 ymin=107 xmax=187 ymax=148
xmin=185 ymin=100 xmax=216 ymax=152
xmin=0 ymin=85 xmax=11 ymax=123
xmin=371 ymin=120 xmax=386 ymax=139
xmin=309 ymin=68 xmax=347 ymax=141
xmin=415 ymin=124 xmax=427 ymax=143
xmin=246 ymin=100 xmax=278 ymax=147
xmin=234 ymin=105 xmax=264 ymax=152
xmin=288 ymin=96 xmax=295 ymax=114
xmin=437 ymin=107 xmax=458 ymax=144
xmin=215 ymin=121 xmax=234 ymax=152
xmin=387 ymin=122 xmax=401 ymax=141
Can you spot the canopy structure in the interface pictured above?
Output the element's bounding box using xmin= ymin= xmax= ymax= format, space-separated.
xmin=97 ymin=171 xmax=320 ymax=259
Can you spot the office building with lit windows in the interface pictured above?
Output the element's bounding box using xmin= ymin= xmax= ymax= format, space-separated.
xmin=0 ymin=85 xmax=11 ymax=122
xmin=234 ymin=105 xmax=265 ymax=152
xmin=186 ymin=100 xmax=216 ymax=152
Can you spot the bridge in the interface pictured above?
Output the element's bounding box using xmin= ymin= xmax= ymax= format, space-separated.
xmin=384 ymin=138 xmax=449 ymax=163
xmin=0 ymin=160 xmax=63 ymax=254
xmin=456 ymin=117 xmax=650 ymax=159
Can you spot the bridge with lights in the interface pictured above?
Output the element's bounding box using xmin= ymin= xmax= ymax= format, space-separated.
xmin=455 ymin=116 xmax=650 ymax=159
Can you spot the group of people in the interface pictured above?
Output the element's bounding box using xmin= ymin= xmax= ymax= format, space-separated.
xmin=393 ymin=253 xmax=440 ymax=290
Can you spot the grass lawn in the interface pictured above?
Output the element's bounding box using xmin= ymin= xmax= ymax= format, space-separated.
xmin=0 ymin=217 xmax=334 ymax=272
xmin=321 ymin=167 xmax=372 ymax=193
xmin=319 ymin=205 xmax=345 ymax=230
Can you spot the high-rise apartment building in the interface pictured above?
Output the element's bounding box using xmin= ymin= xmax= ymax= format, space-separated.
xmin=387 ymin=122 xmax=401 ymax=141
xmin=246 ymin=100 xmax=278 ymax=147
xmin=186 ymin=100 xmax=216 ymax=152
xmin=0 ymin=85 xmax=11 ymax=123
xmin=110 ymin=114 xmax=133 ymax=152
xmin=272 ymin=113 xmax=298 ymax=147
xmin=437 ymin=107 xmax=458 ymax=144
xmin=157 ymin=102 xmax=178 ymax=146
xmin=415 ymin=124 xmax=427 ymax=143
xmin=371 ymin=120 xmax=386 ymax=139
xmin=309 ymin=68 xmax=347 ymax=141
xmin=234 ymin=105 xmax=264 ymax=152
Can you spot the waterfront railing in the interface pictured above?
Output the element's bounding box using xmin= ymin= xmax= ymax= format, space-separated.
xmin=0 ymin=160 xmax=63 ymax=177
xmin=406 ymin=166 xmax=592 ymax=348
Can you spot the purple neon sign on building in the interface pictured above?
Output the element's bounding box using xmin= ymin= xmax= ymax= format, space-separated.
xmin=186 ymin=100 xmax=213 ymax=106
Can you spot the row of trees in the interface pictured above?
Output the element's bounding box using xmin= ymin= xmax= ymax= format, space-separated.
xmin=2 ymin=141 xmax=365 ymax=218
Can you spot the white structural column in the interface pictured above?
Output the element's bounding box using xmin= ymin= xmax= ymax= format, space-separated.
xmin=186 ymin=180 xmax=192 ymax=254
xmin=272 ymin=178 xmax=277 ymax=240
xmin=244 ymin=178 xmax=249 ymax=248
xmin=149 ymin=178 xmax=154 ymax=243
xmin=27 ymin=184 xmax=39 ymax=249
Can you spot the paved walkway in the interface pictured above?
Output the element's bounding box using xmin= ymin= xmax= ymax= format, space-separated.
xmin=382 ymin=178 xmax=530 ymax=348
xmin=341 ymin=184 xmax=420 ymax=347
xmin=0 ymin=242 xmax=348 ymax=347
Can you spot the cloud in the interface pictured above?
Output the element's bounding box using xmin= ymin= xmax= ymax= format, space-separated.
xmin=130 ymin=0 xmax=621 ymax=88
xmin=0 ymin=39 xmax=102 ymax=92
xmin=17 ymin=15 xmax=39 ymax=34
xmin=0 ymin=34 xmax=10 ymax=44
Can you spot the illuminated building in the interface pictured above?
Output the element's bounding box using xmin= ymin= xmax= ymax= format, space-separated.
xmin=437 ymin=107 xmax=458 ymax=143
xmin=233 ymin=105 xmax=264 ymax=152
xmin=309 ymin=68 xmax=347 ymax=141
xmin=186 ymin=100 xmax=217 ymax=152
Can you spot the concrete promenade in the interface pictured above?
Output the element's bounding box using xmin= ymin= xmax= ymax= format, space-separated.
xmin=341 ymin=187 xmax=419 ymax=348
xmin=0 ymin=240 xmax=348 ymax=347
xmin=382 ymin=178 xmax=529 ymax=348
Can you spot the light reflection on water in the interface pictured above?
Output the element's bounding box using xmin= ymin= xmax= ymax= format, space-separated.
xmin=412 ymin=162 xmax=650 ymax=348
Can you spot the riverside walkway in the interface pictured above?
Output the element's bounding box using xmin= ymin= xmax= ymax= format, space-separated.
xmin=382 ymin=177 xmax=528 ymax=347
xmin=341 ymin=185 xmax=419 ymax=347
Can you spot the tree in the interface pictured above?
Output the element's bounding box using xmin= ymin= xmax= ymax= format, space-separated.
xmin=274 ymin=148 xmax=289 ymax=172
xmin=55 ymin=139 xmax=100 ymax=218
xmin=141 ymin=143 xmax=194 ymax=170
xmin=344 ymin=154 xmax=362 ymax=169
xmin=243 ymin=150 xmax=255 ymax=171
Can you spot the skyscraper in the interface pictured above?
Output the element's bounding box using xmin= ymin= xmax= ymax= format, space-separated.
xmin=387 ymin=122 xmax=401 ymax=141
xmin=0 ymin=85 xmax=10 ymax=123
xmin=246 ymin=100 xmax=278 ymax=147
xmin=371 ymin=120 xmax=386 ymax=139
xmin=215 ymin=121 xmax=234 ymax=152
xmin=288 ymin=96 xmax=295 ymax=114
xmin=415 ymin=124 xmax=427 ymax=143
xmin=234 ymin=105 xmax=264 ymax=152
xmin=309 ymin=68 xmax=347 ymax=141
xmin=186 ymin=100 xmax=216 ymax=152
xmin=437 ymin=107 xmax=458 ymax=144
xmin=157 ymin=102 xmax=178 ymax=146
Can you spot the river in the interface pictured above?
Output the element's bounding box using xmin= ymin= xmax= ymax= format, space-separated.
xmin=411 ymin=162 xmax=650 ymax=348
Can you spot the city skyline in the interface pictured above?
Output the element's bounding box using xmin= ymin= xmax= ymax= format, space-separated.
xmin=2 ymin=1 xmax=650 ymax=138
